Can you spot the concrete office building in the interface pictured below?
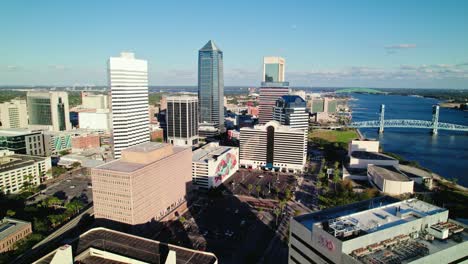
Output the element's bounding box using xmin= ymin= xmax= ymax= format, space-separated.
xmin=42 ymin=131 xmax=72 ymax=156
xmin=263 ymin=56 xmax=285 ymax=82
xmin=240 ymin=121 xmax=307 ymax=173
xmin=33 ymin=227 xmax=218 ymax=264
xmin=91 ymin=142 xmax=192 ymax=225
xmin=192 ymin=142 xmax=238 ymax=189
xmin=348 ymin=139 xmax=379 ymax=156
xmin=78 ymin=109 xmax=111 ymax=131
xmin=289 ymin=197 xmax=467 ymax=264
xmin=309 ymin=97 xmax=339 ymax=113
xmin=81 ymin=91 xmax=109 ymax=109
xmin=0 ymin=218 xmax=32 ymax=253
xmin=0 ymin=150 xmax=51 ymax=194
xmin=198 ymin=40 xmax=224 ymax=133
xmin=0 ymin=129 xmax=44 ymax=156
xmin=273 ymin=95 xmax=309 ymax=130
xmin=27 ymin=91 xmax=71 ymax=131
xmin=367 ymin=164 xmax=414 ymax=195
xmin=349 ymin=151 xmax=399 ymax=169
xmin=108 ymin=52 xmax=150 ymax=158
xmin=166 ymin=96 xmax=199 ymax=147
xmin=0 ymin=100 xmax=28 ymax=129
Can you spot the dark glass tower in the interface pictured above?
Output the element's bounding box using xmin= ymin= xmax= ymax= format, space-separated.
xmin=198 ymin=40 xmax=224 ymax=132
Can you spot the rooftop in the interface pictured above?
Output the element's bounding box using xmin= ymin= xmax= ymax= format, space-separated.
xmin=0 ymin=128 xmax=42 ymax=137
xmin=368 ymin=165 xmax=411 ymax=182
xmin=0 ymin=153 xmax=48 ymax=173
xmin=192 ymin=143 xmax=235 ymax=163
xmin=34 ymin=227 xmax=217 ymax=264
xmin=351 ymin=151 xmax=396 ymax=161
xmin=199 ymin=40 xmax=221 ymax=52
xmin=0 ymin=217 xmax=31 ymax=241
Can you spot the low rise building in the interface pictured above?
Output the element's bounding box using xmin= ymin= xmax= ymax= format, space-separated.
xmin=71 ymin=133 xmax=101 ymax=151
xmin=78 ymin=109 xmax=111 ymax=131
xmin=367 ymin=164 xmax=414 ymax=195
xmin=0 ymin=128 xmax=45 ymax=156
xmin=348 ymin=139 xmax=380 ymax=156
xmin=33 ymin=227 xmax=217 ymax=264
xmin=0 ymin=150 xmax=51 ymax=193
xmin=349 ymin=151 xmax=399 ymax=169
xmin=42 ymin=131 xmax=72 ymax=156
xmin=192 ymin=142 xmax=238 ymax=189
xmin=240 ymin=121 xmax=307 ymax=173
xmin=91 ymin=142 xmax=192 ymax=225
xmin=0 ymin=217 xmax=32 ymax=253
xmin=289 ymin=197 xmax=467 ymax=264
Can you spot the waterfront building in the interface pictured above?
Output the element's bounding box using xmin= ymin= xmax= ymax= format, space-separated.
xmin=367 ymin=164 xmax=414 ymax=195
xmin=91 ymin=142 xmax=192 ymax=225
xmin=348 ymin=139 xmax=379 ymax=156
xmin=166 ymin=96 xmax=199 ymax=147
xmin=263 ymin=56 xmax=285 ymax=82
xmin=0 ymin=150 xmax=51 ymax=194
xmin=240 ymin=121 xmax=307 ymax=173
xmin=192 ymin=142 xmax=238 ymax=189
xmin=0 ymin=128 xmax=44 ymax=156
xmin=349 ymin=151 xmax=399 ymax=169
xmin=0 ymin=100 xmax=28 ymax=129
xmin=33 ymin=227 xmax=218 ymax=264
xmin=198 ymin=40 xmax=224 ymax=133
xmin=0 ymin=218 xmax=32 ymax=253
xmin=81 ymin=91 xmax=109 ymax=109
xmin=273 ymin=95 xmax=309 ymax=130
xmin=289 ymin=196 xmax=467 ymax=264
xmin=27 ymin=91 xmax=71 ymax=131
xmin=108 ymin=52 xmax=150 ymax=158
xmin=309 ymin=97 xmax=338 ymax=113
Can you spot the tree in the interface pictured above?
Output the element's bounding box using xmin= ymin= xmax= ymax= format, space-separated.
xmin=179 ymin=216 xmax=186 ymax=224
xmin=247 ymin=184 xmax=253 ymax=194
xmin=256 ymin=185 xmax=261 ymax=197
xmin=6 ymin=209 xmax=16 ymax=217
xmin=285 ymin=188 xmax=292 ymax=200
xmin=65 ymin=200 xmax=84 ymax=215
xmin=334 ymin=161 xmax=340 ymax=170
xmin=274 ymin=186 xmax=280 ymax=199
xmin=42 ymin=196 xmax=62 ymax=209
xmin=273 ymin=207 xmax=281 ymax=226
xmin=332 ymin=168 xmax=341 ymax=192
xmin=71 ymin=162 xmax=81 ymax=169
xmin=279 ymin=199 xmax=287 ymax=213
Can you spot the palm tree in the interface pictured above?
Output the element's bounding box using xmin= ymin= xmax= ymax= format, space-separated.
xmin=273 ymin=207 xmax=281 ymax=226
xmin=333 ymin=169 xmax=341 ymax=192
xmin=256 ymin=185 xmax=261 ymax=197
xmin=247 ymin=184 xmax=253 ymax=195
xmin=6 ymin=209 xmax=16 ymax=217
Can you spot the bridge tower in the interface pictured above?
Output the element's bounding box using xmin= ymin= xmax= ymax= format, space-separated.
xmin=379 ymin=104 xmax=385 ymax=133
xmin=432 ymin=105 xmax=439 ymax=134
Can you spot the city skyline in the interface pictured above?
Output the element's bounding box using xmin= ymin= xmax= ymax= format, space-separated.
xmin=1 ymin=1 xmax=468 ymax=89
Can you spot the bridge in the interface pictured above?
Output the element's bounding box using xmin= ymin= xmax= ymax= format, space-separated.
xmin=349 ymin=104 xmax=468 ymax=134
xmin=335 ymin=88 xmax=385 ymax=94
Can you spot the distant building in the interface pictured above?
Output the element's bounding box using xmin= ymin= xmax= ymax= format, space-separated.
xmin=91 ymin=142 xmax=192 ymax=225
xmin=258 ymin=83 xmax=290 ymax=124
xmin=81 ymin=91 xmax=109 ymax=109
xmin=198 ymin=40 xmax=224 ymax=133
xmin=367 ymin=164 xmax=414 ymax=195
xmin=192 ymin=142 xmax=238 ymax=189
xmin=150 ymin=127 xmax=164 ymax=142
xmin=349 ymin=151 xmax=399 ymax=169
xmin=42 ymin=131 xmax=73 ymax=156
xmin=0 ymin=218 xmax=32 ymax=253
xmin=166 ymin=96 xmax=199 ymax=147
xmin=78 ymin=109 xmax=111 ymax=131
xmin=27 ymin=91 xmax=71 ymax=131
xmin=33 ymin=227 xmax=218 ymax=264
xmin=0 ymin=99 xmax=28 ymax=129
xmin=108 ymin=52 xmax=150 ymax=158
xmin=273 ymin=95 xmax=309 ymax=130
xmin=71 ymin=133 xmax=101 ymax=151
xmin=0 ymin=150 xmax=51 ymax=194
xmin=0 ymin=129 xmax=44 ymax=156
xmin=263 ymin=56 xmax=285 ymax=82
xmin=289 ymin=197 xmax=467 ymax=264
xmin=240 ymin=121 xmax=307 ymax=173
xmin=309 ymin=97 xmax=338 ymax=113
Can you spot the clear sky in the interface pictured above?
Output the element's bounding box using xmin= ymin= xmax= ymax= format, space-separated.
xmin=1 ymin=0 xmax=467 ymax=88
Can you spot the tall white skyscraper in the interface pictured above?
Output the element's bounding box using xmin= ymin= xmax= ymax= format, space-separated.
xmin=108 ymin=52 xmax=149 ymax=158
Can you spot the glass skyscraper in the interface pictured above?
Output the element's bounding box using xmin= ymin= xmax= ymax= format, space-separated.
xmin=198 ymin=40 xmax=224 ymax=132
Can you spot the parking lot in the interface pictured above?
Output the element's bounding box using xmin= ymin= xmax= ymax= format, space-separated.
xmin=221 ymin=168 xmax=299 ymax=200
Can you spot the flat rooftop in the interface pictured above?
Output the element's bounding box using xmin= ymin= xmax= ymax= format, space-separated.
xmin=0 ymin=154 xmax=48 ymax=173
xmin=34 ymin=227 xmax=217 ymax=264
xmin=192 ymin=143 xmax=234 ymax=163
xmin=123 ymin=142 xmax=167 ymax=153
xmin=0 ymin=218 xmax=31 ymax=241
xmin=0 ymin=128 xmax=41 ymax=137
xmin=351 ymin=151 xmax=395 ymax=161
xmin=368 ymin=165 xmax=411 ymax=182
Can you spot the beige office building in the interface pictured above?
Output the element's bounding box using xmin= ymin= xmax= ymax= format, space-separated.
xmin=26 ymin=91 xmax=71 ymax=131
xmin=91 ymin=142 xmax=192 ymax=225
xmin=0 ymin=100 xmax=28 ymax=129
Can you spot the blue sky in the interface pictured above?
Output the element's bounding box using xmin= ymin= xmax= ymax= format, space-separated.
xmin=1 ymin=0 xmax=467 ymax=88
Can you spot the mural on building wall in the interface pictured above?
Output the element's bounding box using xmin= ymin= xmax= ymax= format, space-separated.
xmin=214 ymin=152 xmax=237 ymax=185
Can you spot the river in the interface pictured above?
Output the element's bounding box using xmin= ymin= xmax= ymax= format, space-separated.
xmin=349 ymin=93 xmax=468 ymax=187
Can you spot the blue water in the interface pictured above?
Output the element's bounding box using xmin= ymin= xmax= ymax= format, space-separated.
xmin=349 ymin=94 xmax=468 ymax=187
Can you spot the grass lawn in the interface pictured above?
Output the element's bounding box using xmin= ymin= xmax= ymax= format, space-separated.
xmin=308 ymin=129 xmax=359 ymax=144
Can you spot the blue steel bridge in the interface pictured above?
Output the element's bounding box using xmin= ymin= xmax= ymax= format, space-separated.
xmin=348 ymin=104 xmax=468 ymax=134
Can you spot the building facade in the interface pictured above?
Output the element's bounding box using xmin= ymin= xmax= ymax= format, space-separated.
xmin=166 ymin=96 xmax=199 ymax=147
xmin=78 ymin=110 xmax=111 ymax=131
xmin=0 ymin=129 xmax=44 ymax=156
xmin=0 ymin=150 xmax=51 ymax=194
xmin=273 ymin=95 xmax=309 ymax=130
xmin=108 ymin=52 xmax=150 ymax=158
xmin=240 ymin=121 xmax=307 ymax=173
xmin=42 ymin=131 xmax=72 ymax=156
xmin=27 ymin=91 xmax=71 ymax=131
xmin=0 ymin=218 xmax=32 ymax=253
xmin=91 ymin=142 xmax=192 ymax=225
xmin=263 ymin=56 xmax=285 ymax=82
xmin=258 ymin=82 xmax=290 ymax=124
xmin=81 ymin=91 xmax=109 ymax=109
xmin=0 ymin=100 xmax=28 ymax=129
xmin=192 ymin=142 xmax=238 ymax=189
xmin=198 ymin=40 xmax=224 ymax=132
xmin=289 ymin=197 xmax=467 ymax=264
xmin=367 ymin=165 xmax=414 ymax=195
xmin=71 ymin=133 xmax=101 ymax=151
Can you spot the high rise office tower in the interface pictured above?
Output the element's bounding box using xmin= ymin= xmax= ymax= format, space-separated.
xmin=198 ymin=40 xmax=224 ymax=134
xmin=263 ymin=56 xmax=285 ymax=82
xmin=273 ymin=95 xmax=309 ymax=130
xmin=27 ymin=91 xmax=71 ymax=131
xmin=108 ymin=52 xmax=149 ymax=158
xmin=0 ymin=100 xmax=28 ymax=129
xmin=258 ymin=57 xmax=289 ymax=124
xmin=166 ymin=96 xmax=199 ymax=147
